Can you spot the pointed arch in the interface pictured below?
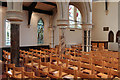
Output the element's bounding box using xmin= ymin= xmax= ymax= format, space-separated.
xmin=37 ymin=18 xmax=44 ymax=44
xmin=108 ymin=31 xmax=114 ymax=42
xmin=116 ymin=31 xmax=120 ymax=42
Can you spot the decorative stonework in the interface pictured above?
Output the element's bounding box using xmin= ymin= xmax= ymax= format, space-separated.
xmin=6 ymin=11 xmax=23 ymax=22
xmin=6 ymin=2 xmax=23 ymax=22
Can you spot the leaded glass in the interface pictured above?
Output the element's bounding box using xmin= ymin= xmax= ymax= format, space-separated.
xmin=69 ymin=5 xmax=82 ymax=29
xmin=69 ymin=5 xmax=74 ymax=21
xmin=6 ymin=20 xmax=11 ymax=45
xmin=37 ymin=18 xmax=44 ymax=44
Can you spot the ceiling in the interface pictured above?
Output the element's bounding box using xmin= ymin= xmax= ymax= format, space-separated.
xmin=23 ymin=2 xmax=56 ymax=11
xmin=0 ymin=0 xmax=57 ymax=12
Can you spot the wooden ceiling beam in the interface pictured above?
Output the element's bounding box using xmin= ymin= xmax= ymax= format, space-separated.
xmin=1 ymin=2 xmax=53 ymax=15
xmin=28 ymin=2 xmax=37 ymax=25
xmin=41 ymin=2 xmax=57 ymax=7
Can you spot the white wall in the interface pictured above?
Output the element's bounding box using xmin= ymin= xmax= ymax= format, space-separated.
xmin=20 ymin=11 xmax=50 ymax=46
xmin=65 ymin=29 xmax=82 ymax=47
xmin=92 ymin=2 xmax=118 ymax=51
xmin=52 ymin=11 xmax=83 ymax=47
xmin=1 ymin=6 xmax=83 ymax=48
xmin=0 ymin=7 xmax=50 ymax=47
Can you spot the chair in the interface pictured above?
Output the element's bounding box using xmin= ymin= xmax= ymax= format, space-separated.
xmin=24 ymin=54 xmax=34 ymax=71
xmin=59 ymin=58 xmax=69 ymax=68
xmin=68 ymin=60 xmax=81 ymax=71
xmin=50 ymin=55 xmax=59 ymax=65
xmin=32 ymin=58 xmax=40 ymax=71
xmin=95 ymin=61 xmax=111 ymax=78
xmin=98 ymin=43 xmax=104 ymax=51
xmin=92 ymin=43 xmax=98 ymax=51
xmin=80 ymin=52 xmax=93 ymax=75
xmin=19 ymin=50 xmax=25 ymax=66
xmin=47 ymin=63 xmax=65 ymax=79
xmin=22 ymin=71 xmax=40 ymax=78
xmin=13 ymin=67 xmax=24 ymax=79
xmin=5 ymin=64 xmax=15 ymax=78
xmin=3 ymin=51 xmax=11 ymax=64
xmin=77 ymin=70 xmax=97 ymax=79
xmin=62 ymin=67 xmax=78 ymax=79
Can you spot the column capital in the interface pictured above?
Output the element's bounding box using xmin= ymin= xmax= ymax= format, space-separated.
xmin=81 ymin=24 xmax=93 ymax=30
xmin=57 ymin=19 xmax=69 ymax=26
xmin=6 ymin=2 xmax=23 ymax=22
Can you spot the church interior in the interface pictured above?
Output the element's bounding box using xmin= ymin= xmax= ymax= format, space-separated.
xmin=0 ymin=0 xmax=120 ymax=79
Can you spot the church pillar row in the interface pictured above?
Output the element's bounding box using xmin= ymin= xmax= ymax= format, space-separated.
xmin=6 ymin=1 xmax=23 ymax=66
xmin=81 ymin=24 xmax=92 ymax=52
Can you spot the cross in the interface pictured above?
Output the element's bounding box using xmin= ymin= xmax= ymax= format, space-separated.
xmin=105 ymin=0 xmax=108 ymax=15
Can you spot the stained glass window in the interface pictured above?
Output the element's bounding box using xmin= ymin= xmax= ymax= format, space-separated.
xmin=69 ymin=5 xmax=82 ymax=28
xmin=69 ymin=5 xmax=74 ymax=21
xmin=76 ymin=8 xmax=82 ymax=28
xmin=37 ymin=18 xmax=44 ymax=44
xmin=6 ymin=20 xmax=11 ymax=45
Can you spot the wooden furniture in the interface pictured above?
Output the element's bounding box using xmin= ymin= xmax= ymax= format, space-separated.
xmin=5 ymin=64 xmax=15 ymax=78
xmin=13 ymin=67 xmax=24 ymax=79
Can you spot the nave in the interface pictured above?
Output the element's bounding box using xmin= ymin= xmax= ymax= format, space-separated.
xmin=0 ymin=0 xmax=120 ymax=80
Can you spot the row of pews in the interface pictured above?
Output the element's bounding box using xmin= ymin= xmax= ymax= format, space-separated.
xmin=2 ymin=47 xmax=120 ymax=79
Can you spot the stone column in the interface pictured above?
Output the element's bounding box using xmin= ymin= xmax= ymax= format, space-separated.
xmin=11 ymin=23 xmax=20 ymax=66
xmin=81 ymin=24 xmax=92 ymax=52
xmin=57 ymin=20 xmax=68 ymax=57
xmin=49 ymin=16 xmax=55 ymax=48
xmin=6 ymin=1 xmax=23 ymax=66
xmin=56 ymin=2 xmax=69 ymax=57
xmin=49 ymin=27 xmax=55 ymax=48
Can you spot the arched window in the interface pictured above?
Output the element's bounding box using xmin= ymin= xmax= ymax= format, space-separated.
xmin=108 ymin=31 xmax=114 ymax=42
xmin=6 ymin=20 xmax=11 ymax=45
xmin=37 ymin=18 xmax=44 ymax=44
xmin=69 ymin=5 xmax=82 ymax=28
xmin=116 ymin=31 xmax=120 ymax=42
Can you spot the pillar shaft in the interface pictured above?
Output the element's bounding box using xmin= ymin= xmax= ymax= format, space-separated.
xmin=11 ymin=24 xmax=20 ymax=67
xmin=57 ymin=2 xmax=69 ymax=57
xmin=82 ymin=24 xmax=92 ymax=52
xmin=59 ymin=27 xmax=66 ymax=57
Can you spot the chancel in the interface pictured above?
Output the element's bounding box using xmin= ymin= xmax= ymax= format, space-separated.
xmin=0 ymin=0 xmax=120 ymax=79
